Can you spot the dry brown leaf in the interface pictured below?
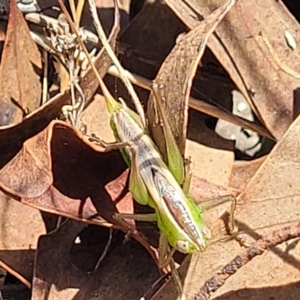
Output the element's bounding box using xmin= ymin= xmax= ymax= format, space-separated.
xmin=0 ymin=126 xmax=52 ymax=198
xmin=26 ymin=130 xmax=128 ymax=224
xmin=229 ymin=156 xmax=266 ymax=192
xmin=147 ymin=0 xmax=235 ymax=158
xmin=31 ymin=220 xmax=89 ymax=300
xmin=22 ymin=120 xmax=129 ymax=225
xmin=0 ymin=0 xmax=53 ymax=198
xmin=165 ymin=0 xmax=300 ymax=140
xmin=0 ymin=91 xmax=69 ymax=171
xmin=186 ymin=140 xmax=234 ymax=188
xmin=32 ymin=219 xmax=159 ymax=300
xmin=0 ymin=0 xmax=41 ymax=126
xmin=0 ymin=191 xmax=46 ymax=286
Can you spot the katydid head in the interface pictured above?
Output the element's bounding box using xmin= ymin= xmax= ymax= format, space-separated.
xmin=175 ymin=225 xmax=211 ymax=254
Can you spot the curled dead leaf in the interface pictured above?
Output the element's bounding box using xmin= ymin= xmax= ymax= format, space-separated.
xmin=147 ymin=0 xmax=235 ymax=159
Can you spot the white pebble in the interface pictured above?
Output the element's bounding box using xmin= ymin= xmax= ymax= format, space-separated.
xmin=284 ymin=31 xmax=297 ymax=50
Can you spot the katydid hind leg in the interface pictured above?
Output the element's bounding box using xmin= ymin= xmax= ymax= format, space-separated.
xmin=199 ymin=195 xmax=238 ymax=235
xmin=152 ymin=83 xmax=185 ymax=185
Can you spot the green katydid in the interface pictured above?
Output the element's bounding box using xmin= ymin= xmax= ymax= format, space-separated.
xmin=92 ymin=81 xmax=236 ymax=299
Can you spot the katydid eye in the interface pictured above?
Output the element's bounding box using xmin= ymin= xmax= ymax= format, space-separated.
xmin=176 ymin=240 xmax=189 ymax=254
xmin=202 ymin=226 xmax=211 ymax=239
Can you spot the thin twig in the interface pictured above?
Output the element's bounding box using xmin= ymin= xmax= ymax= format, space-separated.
xmin=76 ymin=0 xmax=85 ymax=23
xmin=107 ymin=66 xmax=273 ymax=140
xmin=68 ymin=0 xmax=77 ymax=24
xmin=88 ymin=0 xmax=147 ymax=129
xmin=194 ymin=222 xmax=300 ymax=300
xmin=94 ymin=228 xmax=113 ymax=271
xmin=0 ymin=260 xmax=31 ymax=288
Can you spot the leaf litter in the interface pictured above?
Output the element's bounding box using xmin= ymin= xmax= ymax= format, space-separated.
xmin=165 ymin=0 xmax=300 ymax=140
xmin=0 ymin=0 xmax=300 ymax=300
